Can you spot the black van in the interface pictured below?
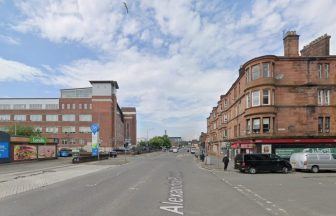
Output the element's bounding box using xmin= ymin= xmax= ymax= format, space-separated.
xmin=235 ymin=153 xmax=292 ymax=174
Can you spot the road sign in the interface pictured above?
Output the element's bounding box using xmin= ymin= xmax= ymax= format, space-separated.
xmin=90 ymin=123 xmax=100 ymax=134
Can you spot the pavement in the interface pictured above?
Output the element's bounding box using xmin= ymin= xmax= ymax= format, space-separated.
xmin=0 ymin=152 xmax=336 ymax=215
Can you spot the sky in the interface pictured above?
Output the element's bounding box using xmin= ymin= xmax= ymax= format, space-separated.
xmin=0 ymin=0 xmax=336 ymax=140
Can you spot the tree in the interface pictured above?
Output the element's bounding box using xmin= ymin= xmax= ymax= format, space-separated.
xmin=148 ymin=135 xmax=171 ymax=149
xmin=8 ymin=125 xmax=41 ymax=137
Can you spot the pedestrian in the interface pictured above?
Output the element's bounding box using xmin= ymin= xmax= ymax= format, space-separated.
xmin=223 ymin=155 xmax=229 ymax=171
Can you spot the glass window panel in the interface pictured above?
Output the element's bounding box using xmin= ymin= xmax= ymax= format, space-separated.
xmin=252 ymin=91 xmax=260 ymax=107
xmin=251 ymin=65 xmax=260 ymax=80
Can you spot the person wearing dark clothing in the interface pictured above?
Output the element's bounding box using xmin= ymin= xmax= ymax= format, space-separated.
xmin=223 ymin=155 xmax=229 ymax=171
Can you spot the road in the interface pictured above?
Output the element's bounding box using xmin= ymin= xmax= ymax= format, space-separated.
xmin=0 ymin=152 xmax=336 ymax=216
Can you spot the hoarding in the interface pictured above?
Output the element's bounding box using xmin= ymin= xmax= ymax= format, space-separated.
xmin=38 ymin=145 xmax=56 ymax=159
xmin=0 ymin=142 xmax=9 ymax=159
xmin=13 ymin=145 xmax=37 ymax=161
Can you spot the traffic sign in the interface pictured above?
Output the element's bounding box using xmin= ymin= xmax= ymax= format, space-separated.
xmin=90 ymin=123 xmax=100 ymax=134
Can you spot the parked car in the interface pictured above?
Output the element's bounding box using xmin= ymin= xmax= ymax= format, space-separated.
xmin=190 ymin=148 xmax=196 ymax=154
xmin=109 ymin=150 xmax=118 ymax=158
xmin=172 ymin=148 xmax=178 ymax=153
xmin=290 ymin=153 xmax=336 ymax=173
xmin=235 ymin=153 xmax=292 ymax=174
xmin=58 ymin=148 xmax=72 ymax=157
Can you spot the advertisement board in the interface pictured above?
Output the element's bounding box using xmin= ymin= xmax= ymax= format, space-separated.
xmin=13 ymin=145 xmax=37 ymax=161
xmin=38 ymin=145 xmax=56 ymax=159
xmin=262 ymin=144 xmax=272 ymax=154
xmin=276 ymin=148 xmax=336 ymax=158
xmin=0 ymin=142 xmax=9 ymax=159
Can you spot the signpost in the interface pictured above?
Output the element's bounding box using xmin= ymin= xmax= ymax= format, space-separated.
xmin=91 ymin=123 xmax=100 ymax=160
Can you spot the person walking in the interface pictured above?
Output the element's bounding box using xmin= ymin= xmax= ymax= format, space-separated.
xmin=223 ymin=155 xmax=229 ymax=171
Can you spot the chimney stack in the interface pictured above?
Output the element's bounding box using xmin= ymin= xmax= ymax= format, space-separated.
xmin=283 ymin=31 xmax=300 ymax=57
xmin=300 ymin=34 xmax=331 ymax=57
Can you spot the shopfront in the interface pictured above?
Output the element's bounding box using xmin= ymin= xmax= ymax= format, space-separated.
xmin=11 ymin=136 xmax=57 ymax=162
xmin=0 ymin=134 xmax=58 ymax=164
xmin=230 ymin=138 xmax=336 ymax=160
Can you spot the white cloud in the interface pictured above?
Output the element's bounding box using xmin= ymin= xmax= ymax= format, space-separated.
xmin=8 ymin=0 xmax=336 ymax=139
xmin=0 ymin=34 xmax=20 ymax=45
xmin=0 ymin=57 xmax=43 ymax=81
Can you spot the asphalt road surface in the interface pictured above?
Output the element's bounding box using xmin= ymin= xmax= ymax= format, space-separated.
xmin=1 ymin=152 xmax=336 ymax=216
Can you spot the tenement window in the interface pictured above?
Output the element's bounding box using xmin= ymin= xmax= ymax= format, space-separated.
xmin=318 ymin=64 xmax=322 ymax=79
xmin=325 ymin=64 xmax=329 ymax=79
xmin=318 ymin=117 xmax=324 ymax=133
xmin=263 ymin=63 xmax=270 ymax=77
xmin=246 ymin=119 xmax=251 ymax=134
xmin=262 ymin=89 xmax=270 ymax=105
xmin=263 ymin=117 xmax=270 ymax=133
xmin=325 ymin=117 xmax=330 ymax=133
xmin=252 ymin=90 xmax=260 ymax=107
xmin=318 ymin=90 xmax=330 ymax=105
xmin=251 ymin=65 xmax=260 ymax=80
xmin=246 ymin=93 xmax=250 ymax=108
xmin=245 ymin=68 xmax=250 ymax=83
xmin=252 ymin=118 xmax=260 ymax=133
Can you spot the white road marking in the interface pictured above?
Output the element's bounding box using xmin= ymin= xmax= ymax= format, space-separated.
xmin=160 ymin=173 xmax=184 ymax=215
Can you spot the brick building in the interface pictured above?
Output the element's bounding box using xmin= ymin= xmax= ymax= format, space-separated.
xmin=206 ymin=32 xmax=336 ymax=159
xmin=0 ymin=81 xmax=137 ymax=151
xmin=121 ymin=107 xmax=137 ymax=147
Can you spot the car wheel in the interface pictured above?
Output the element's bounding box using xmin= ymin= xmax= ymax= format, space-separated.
xmin=248 ymin=167 xmax=256 ymax=174
xmin=282 ymin=166 xmax=289 ymax=174
xmin=311 ymin=166 xmax=319 ymax=173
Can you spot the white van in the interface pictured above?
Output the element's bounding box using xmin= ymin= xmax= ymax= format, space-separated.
xmin=290 ymin=153 xmax=336 ymax=173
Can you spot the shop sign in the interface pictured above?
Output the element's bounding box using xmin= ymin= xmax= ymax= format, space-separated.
xmin=276 ymin=148 xmax=336 ymax=158
xmin=0 ymin=142 xmax=9 ymax=159
xmin=30 ymin=136 xmax=47 ymax=144
xmin=240 ymin=144 xmax=255 ymax=149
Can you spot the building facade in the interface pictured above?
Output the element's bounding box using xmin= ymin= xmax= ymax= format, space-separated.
xmin=121 ymin=107 xmax=137 ymax=146
xmin=206 ymin=32 xmax=336 ymax=159
xmin=0 ymin=81 xmax=137 ymax=151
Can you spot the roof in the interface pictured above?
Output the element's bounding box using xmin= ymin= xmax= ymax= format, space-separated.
xmin=121 ymin=107 xmax=136 ymax=112
xmin=89 ymin=80 xmax=119 ymax=89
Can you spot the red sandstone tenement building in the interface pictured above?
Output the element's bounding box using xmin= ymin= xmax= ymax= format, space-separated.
xmin=0 ymin=81 xmax=137 ymax=151
xmin=206 ymin=31 xmax=336 ymax=158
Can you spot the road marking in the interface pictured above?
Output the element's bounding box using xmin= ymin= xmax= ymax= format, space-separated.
xmin=160 ymin=172 xmax=184 ymax=215
xmin=219 ymin=176 xmax=289 ymax=216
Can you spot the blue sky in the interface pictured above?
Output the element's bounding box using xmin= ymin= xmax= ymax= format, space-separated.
xmin=0 ymin=0 xmax=336 ymax=140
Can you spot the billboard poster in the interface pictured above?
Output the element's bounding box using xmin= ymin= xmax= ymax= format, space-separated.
xmin=262 ymin=144 xmax=272 ymax=154
xmin=0 ymin=142 xmax=9 ymax=159
xmin=38 ymin=145 xmax=56 ymax=159
xmin=13 ymin=145 xmax=37 ymax=161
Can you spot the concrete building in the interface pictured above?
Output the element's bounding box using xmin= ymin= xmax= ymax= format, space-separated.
xmin=206 ymin=32 xmax=336 ymax=159
xmin=0 ymin=81 xmax=137 ymax=151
